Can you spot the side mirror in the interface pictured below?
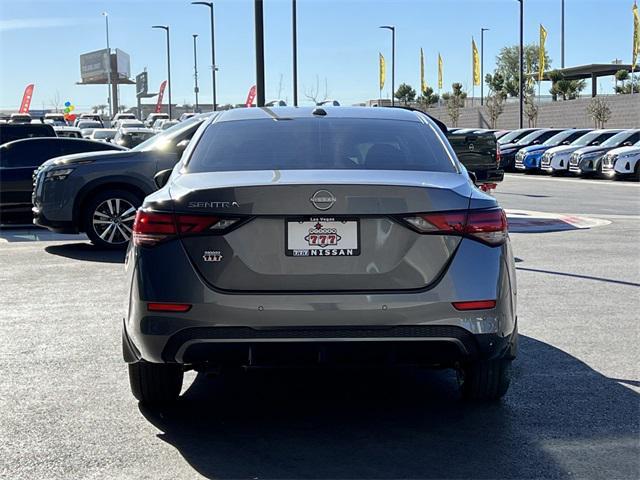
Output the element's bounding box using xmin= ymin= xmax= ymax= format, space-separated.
xmin=176 ymin=139 xmax=190 ymax=154
xmin=562 ymin=140 xmax=571 ymax=145
xmin=590 ymin=141 xmax=599 ymax=146
xmin=532 ymin=139 xmax=541 ymax=144
xmin=154 ymin=169 xmax=173 ymax=189
xmin=623 ymin=141 xmax=633 ymax=146
xmin=468 ymin=170 xmax=478 ymax=185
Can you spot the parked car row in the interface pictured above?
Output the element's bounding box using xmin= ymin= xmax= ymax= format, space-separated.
xmin=469 ymin=127 xmax=640 ymax=181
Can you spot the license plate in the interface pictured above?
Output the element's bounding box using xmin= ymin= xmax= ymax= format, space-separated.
xmin=286 ymin=217 xmax=360 ymax=257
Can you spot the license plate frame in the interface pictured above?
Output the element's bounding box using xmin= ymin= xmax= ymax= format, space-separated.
xmin=285 ymin=217 xmax=361 ymax=257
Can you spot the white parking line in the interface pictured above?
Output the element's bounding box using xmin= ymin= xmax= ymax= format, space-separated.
xmin=504 ymin=174 xmax=640 ymax=187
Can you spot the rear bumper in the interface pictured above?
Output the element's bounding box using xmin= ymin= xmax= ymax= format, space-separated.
xmin=474 ymin=168 xmax=504 ymax=184
xmin=124 ymin=323 xmax=518 ymax=367
xmin=124 ymin=237 xmax=518 ymax=365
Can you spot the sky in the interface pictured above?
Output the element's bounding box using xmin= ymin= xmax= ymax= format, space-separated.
xmin=0 ymin=0 xmax=637 ymax=112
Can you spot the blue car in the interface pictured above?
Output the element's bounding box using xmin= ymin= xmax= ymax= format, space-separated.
xmin=515 ymin=129 xmax=591 ymax=172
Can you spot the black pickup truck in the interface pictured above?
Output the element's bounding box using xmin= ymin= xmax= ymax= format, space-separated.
xmin=446 ymin=131 xmax=504 ymax=185
xmin=386 ymin=107 xmax=503 ymax=186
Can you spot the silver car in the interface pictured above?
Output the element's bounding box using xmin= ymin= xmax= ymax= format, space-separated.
xmin=123 ymin=107 xmax=518 ymax=405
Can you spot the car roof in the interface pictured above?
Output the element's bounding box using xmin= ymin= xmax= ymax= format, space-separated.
xmin=215 ymin=106 xmax=423 ymax=123
xmin=120 ymin=127 xmax=154 ymax=133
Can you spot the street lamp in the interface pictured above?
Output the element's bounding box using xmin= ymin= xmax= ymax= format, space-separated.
xmin=193 ymin=34 xmax=199 ymax=112
xmin=254 ymin=0 xmax=265 ymax=107
xmin=379 ymin=25 xmax=395 ymax=106
xmin=152 ymin=25 xmax=172 ymax=119
xmin=101 ymin=12 xmax=112 ymax=118
xmin=292 ymin=0 xmax=298 ymax=106
xmin=561 ymin=0 xmax=565 ymax=68
xmin=480 ymin=28 xmax=489 ymax=106
xmin=191 ymin=2 xmax=217 ymax=111
xmin=517 ymin=0 xmax=524 ymax=128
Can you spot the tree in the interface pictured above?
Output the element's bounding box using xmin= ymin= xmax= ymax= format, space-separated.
xmin=524 ymin=92 xmax=538 ymax=127
xmin=484 ymin=73 xmax=507 ymax=128
xmin=394 ymin=83 xmax=416 ymax=105
xmin=441 ymin=82 xmax=467 ymax=127
xmin=416 ymin=86 xmax=439 ymax=110
xmin=493 ymin=44 xmax=551 ymax=98
xmin=547 ymin=70 xmax=585 ymax=100
xmin=614 ymin=72 xmax=639 ymax=94
xmin=303 ymin=75 xmax=328 ymax=105
xmin=95 ymin=104 xmax=107 ymax=115
xmin=49 ymin=90 xmax=62 ymax=112
xmin=587 ymin=97 xmax=611 ymax=128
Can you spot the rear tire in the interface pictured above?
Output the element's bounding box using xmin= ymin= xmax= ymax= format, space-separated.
xmin=83 ymin=189 xmax=142 ymax=249
xmin=128 ymin=362 xmax=184 ymax=405
xmin=458 ymin=358 xmax=512 ymax=401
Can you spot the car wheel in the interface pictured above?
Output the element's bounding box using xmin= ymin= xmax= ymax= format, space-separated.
xmin=458 ymin=358 xmax=512 ymax=401
xmin=128 ymin=362 xmax=183 ymax=405
xmin=83 ymin=190 xmax=141 ymax=249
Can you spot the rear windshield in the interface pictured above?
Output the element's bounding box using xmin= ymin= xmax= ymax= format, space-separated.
xmin=187 ymin=118 xmax=455 ymax=173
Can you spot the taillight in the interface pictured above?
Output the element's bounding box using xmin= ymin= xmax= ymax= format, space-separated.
xmin=496 ymin=146 xmax=501 ymax=166
xmin=452 ymin=300 xmax=496 ymax=311
xmin=147 ymin=302 xmax=192 ymax=312
xmin=403 ymin=208 xmax=508 ymax=246
xmin=132 ymin=210 xmax=239 ymax=247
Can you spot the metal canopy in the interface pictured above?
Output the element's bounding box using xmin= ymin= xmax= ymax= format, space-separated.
xmin=542 ymin=64 xmax=636 ymax=97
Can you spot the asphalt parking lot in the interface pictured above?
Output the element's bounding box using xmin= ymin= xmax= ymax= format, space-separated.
xmin=1 ymin=174 xmax=639 ymax=480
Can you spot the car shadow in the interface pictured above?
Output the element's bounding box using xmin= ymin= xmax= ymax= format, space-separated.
xmin=138 ymin=336 xmax=639 ymax=479
xmin=45 ymin=243 xmax=125 ymax=264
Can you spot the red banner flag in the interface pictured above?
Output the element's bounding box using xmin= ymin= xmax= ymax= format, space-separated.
xmin=155 ymin=80 xmax=167 ymax=113
xmin=245 ymin=85 xmax=257 ymax=107
xmin=19 ymin=84 xmax=35 ymax=113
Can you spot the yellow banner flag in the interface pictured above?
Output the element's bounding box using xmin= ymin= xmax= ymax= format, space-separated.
xmin=438 ymin=53 xmax=443 ymax=89
xmin=472 ymin=39 xmax=480 ymax=86
xmin=420 ymin=48 xmax=427 ymax=94
xmin=539 ymin=24 xmax=547 ymax=81
xmin=633 ymin=1 xmax=639 ymax=68
xmin=379 ymin=53 xmax=385 ymax=91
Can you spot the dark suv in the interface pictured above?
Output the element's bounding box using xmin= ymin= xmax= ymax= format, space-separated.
xmin=0 ymin=137 xmax=123 ymax=224
xmin=33 ymin=114 xmax=212 ymax=248
xmin=0 ymin=123 xmax=56 ymax=145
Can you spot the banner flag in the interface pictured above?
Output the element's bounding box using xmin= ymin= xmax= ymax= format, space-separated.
xmin=420 ymin=48 xmax=427 ymax=94
xmin=245 ymin=85 xmax=257 ymax=107
xmin=155 ymin=80 xmax=167 ymax=113
xmin=472 ymin=39 xmax=480 ymax=86
xmin=19 ymin=84 xmax=35 ymax=113
xmin=438 ymin=53 xmax=443 ymax=89
xmin=539 ymin=24 xmax=548 ymax=81
xmin=379 ymin=53 xmax=386 ymax=91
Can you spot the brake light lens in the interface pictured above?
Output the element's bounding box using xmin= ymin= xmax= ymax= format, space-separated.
xmin=452 ymin=300 xmax=496 ymax=311
xmin=496 ymin=145 xmax=501 ymax=166
xmin=147 ymin=302 xmax=192 ymax=312
xmin=132 ymin=210 xmax=239 ymax=247
xmin=403 ymin=208 xmax=508 ymax=246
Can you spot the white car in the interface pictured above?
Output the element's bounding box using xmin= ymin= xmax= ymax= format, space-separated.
xmin=89 ymin=128 xmax=118 ymax=143
xmin=77 ymin=120 xmax=103 ymax=138
xmin=144 ymin=112 xmax=169 ymax=127
xmin=114 ymin=119 xmax=144 ymax=130
xmin=54 ymin=126 xmax=82 ymax=138
xmin=601 ymin=140 xmax=640 ymax=180
xmin=540 ymin=129 xmax=620 ymax=175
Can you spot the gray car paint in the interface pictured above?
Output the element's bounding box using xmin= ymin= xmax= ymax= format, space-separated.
xmin=124 ymin=107 xmax=516 ymax=366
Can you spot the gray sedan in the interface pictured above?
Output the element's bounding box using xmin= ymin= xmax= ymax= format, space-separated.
xmin=123 ymin=106 xmax=518 ymax=405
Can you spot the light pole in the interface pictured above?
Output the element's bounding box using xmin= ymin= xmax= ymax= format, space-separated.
xmin=561 ymin=0 xmax=565 ymax=68
xmin=152 ymin=25 xmax=172 ymax=119
xmin=379 ymin=25 xmax=395 ymax=106
xmin=101 ymin=12 xmax=112 ymax=118
xmin=191 ymin=2 xmax=217 ymax=111
xmin=517 ymin=0 xmax=524 ymax=128
xmin=480 ymin=27 xmax=489 ymax=106
xmin=254 ymin=0 xmax=265 ymax=107
xmin=193 ymin=34 xmax=199 ymax=112
xmin=292 ymin=0 xmax=298 ymax=106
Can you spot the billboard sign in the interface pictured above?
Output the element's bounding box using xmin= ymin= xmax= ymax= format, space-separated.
xmin=116 ymin=49 xmax=130 ymax=79
xmin=136 ymin=72 xmax=148 ymax=97
xmin=80 ymin=49 xmax=110 ymax=81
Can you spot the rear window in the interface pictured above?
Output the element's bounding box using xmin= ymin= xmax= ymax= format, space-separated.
xmin=187 ymin=118 xmax=455 ymax=173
